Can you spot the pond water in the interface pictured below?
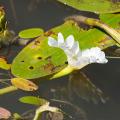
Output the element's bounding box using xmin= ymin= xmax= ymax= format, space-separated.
xmin=0 ymin=0 xmax=120 ymax=120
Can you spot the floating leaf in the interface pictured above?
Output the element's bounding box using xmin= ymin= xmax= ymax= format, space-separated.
xmin=19 ymin=96 xmax=48 ymax=106
xmin=19 ymin=28 xmax=44 ymax=39
xmin=69 ymin=71 xmax=108 ymax=104
xmin=0 ymin=107 xmax=11 ymax=119
xmin=11 ymin=13 xmax=120 ymax=79
xmin=57 ymin=0 xmax=120 ymax=14
xmin=0 ymin=58 xmax=11 ymax=70
xmin=11 ymin=78 xmax=38 ymax=91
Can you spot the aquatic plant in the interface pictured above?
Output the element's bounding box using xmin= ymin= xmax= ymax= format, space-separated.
xmin=0 ymin=0 xmax=120 ymax=119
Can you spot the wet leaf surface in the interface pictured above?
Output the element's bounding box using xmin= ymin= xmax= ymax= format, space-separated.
xmin=57 ymin=0 xmax=120 ymax=14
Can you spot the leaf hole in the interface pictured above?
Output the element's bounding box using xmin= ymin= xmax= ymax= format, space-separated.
xmin=65 ymin=61 xmax=68 ymax=64
xmin=29 ymin=66 xmax=34 ymax=70
xmin=21 ymin=60 xmax=24 ymax=62
xmin=37 ymin=56 xmax=42 ymax=60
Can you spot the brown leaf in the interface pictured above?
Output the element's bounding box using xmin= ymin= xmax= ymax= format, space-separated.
xmin=11 ymin=77 xmax=38 ymax=91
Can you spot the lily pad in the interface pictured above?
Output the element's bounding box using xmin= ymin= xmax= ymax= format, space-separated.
xmin=19 ymin=28 xmax=44 ymax=39
xmin=57 ymin=0 xmax=120 ymax=14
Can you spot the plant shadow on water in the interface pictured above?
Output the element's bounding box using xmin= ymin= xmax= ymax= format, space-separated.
xmin=0 ymin=0 xmax=120 ymax=120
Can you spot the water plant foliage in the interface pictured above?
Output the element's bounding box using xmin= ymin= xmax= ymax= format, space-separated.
xmin=57 ymin=0 xmax=120 ymax=14
xmin=11 ymin=13 xmax=120 ymax=79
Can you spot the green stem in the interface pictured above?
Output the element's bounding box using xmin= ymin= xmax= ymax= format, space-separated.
xmin=50 ymin=64 xmax=87 ymax=79
xmin=0 ymin=85 xmax=18 ymax=95
xmin=66 ymin=15 xmax=120 ymax=45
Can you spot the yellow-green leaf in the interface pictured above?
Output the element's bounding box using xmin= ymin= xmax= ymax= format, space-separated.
xmin=19 ymin=28 xmax=44 ymax=39
xmin=19 ymin=96 xmax=48 ymax=106
xmin=0 ymin=58 xmax=11 ymax=70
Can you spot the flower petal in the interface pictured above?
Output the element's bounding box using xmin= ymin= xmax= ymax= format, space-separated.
xmin=65 ymin=35 xmax=74 ymax=49
xmin=71 ymin=41 xmax=80 ymax=55
xmin=67 ymin=56 xmax=89 ymax=69
xmin=89 ymin=47 xmax=108 ymax=63
xmin=58 ymin=32 xmax=64 ymax=45
xmin=82 ymin=47 xmax=108 ymax=64
xmin=48 ymin=37 xmax=58 ymax=47
xmin=95 ymin=51 xmax=108 ymax=63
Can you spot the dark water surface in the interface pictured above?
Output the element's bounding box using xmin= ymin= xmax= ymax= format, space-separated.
xmin=0 ymin=0 xmax=120 ymax=120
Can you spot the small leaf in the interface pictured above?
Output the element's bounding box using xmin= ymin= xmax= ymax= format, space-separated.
xmin=19 ymin=28 xmax=44 ymax=39
xmin=11 ymin=77 xmax=38 ymax=91
xmin=0 ymin=107 xmax=11 ymax=119
xmin=0 ymin=58 xmax=11 ymax=70
xmin=19 ymin=96 xmax=48 ymax=106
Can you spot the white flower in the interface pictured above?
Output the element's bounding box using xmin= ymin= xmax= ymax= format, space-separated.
xmin=48 ymin=32 xmax=108 ymax=69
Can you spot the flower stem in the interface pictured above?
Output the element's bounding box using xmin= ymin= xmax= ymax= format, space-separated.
xmin=0 ymin=85 xmax=18 ymax=95
xmin=50 ymin=64 xmax=87 ymax=79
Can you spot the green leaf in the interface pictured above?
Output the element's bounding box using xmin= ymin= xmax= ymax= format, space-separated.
xmin=11 ymin=14 xmax=120 ymax=79
xmin=100 ymin=14 xmax=120 ymax=28
xmin=19 ymin=96 xmax=48 ymax=106
xmin=57 ymin=0 xmax=120 ymax=14
xmin=19 ymin=28 xmax=44 ymax=39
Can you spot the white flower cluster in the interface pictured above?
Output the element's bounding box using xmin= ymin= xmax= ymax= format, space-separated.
xmin=48 ymin=32 xmax=108 ymax=69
